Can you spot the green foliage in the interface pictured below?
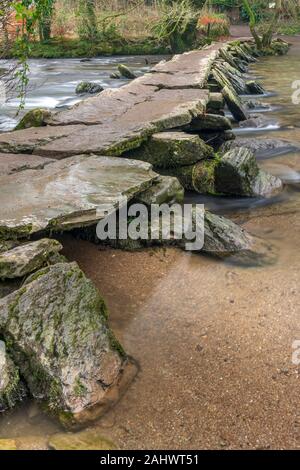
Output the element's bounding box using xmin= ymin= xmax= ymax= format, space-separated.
xmin=76 ymin=0 xmax=98 ymax=40
xmin=151 ymin=0 xmax=199 ymax=53
xmin=197 ymin=10 xmax=230 ymax=40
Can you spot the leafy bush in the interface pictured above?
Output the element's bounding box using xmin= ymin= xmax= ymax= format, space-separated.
xmin=151 ymin=0 xmax=199 ymax=53
xmin=197 ymin=11 xmax=230 ymax=39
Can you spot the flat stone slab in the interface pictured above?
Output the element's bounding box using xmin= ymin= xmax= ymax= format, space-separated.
xmin=0 ymin=125 xmax=85 ymax=154
xmin=47 ymin=82 xmax=158 ymax=126
xmin=33 ymin=89 xmax=209 ymax=159
xmin=0 ymin=89 xmax=208 ymax=160
xmin=0 ymin=153 xmax=54 ymax=176
xmin=125 ymin=130 xmax=214 ymax=168
xmin=0 ymin=155 xmax=158 ymax=239
xmin=46 ymin=45 xmax=222 ymax=127
xmin=0 ymin=238 xmax=62 ymax=279
xmin=142 ymin=43 xmax=225 ymax=89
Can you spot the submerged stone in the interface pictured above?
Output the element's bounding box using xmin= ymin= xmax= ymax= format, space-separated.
xmin=221 ymin=137 xmax=300 ymax=158
xmin=0 ymin=238 xmax=63 ymax=280
xmin=0 ymin=341 xmax=26 ymax=412
xmin=15 ymin=109 xmax=51 ymax=131
xmin=125 ymin=131 xmax=214 ymax=169
xmin=239 ymin=114 xmax=275 ymax=129
xmin=0 ymin=262 xmax=127 ymax=426
xmin=48 ymin=430 xmax=117 ymax=450
xmin=75 ymin=82 xmax=104 ymax=95
xmin=0 ymin=439 xmax=17 ymax=450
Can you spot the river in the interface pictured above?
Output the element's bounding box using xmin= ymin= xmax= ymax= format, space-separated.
xmin=0 ymin=41 xmax=300 ymax=449
xmin=0 ymin=55 xmax=166 ymax=132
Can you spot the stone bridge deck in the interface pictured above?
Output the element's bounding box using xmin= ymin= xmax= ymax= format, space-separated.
xmin=0 ymin=37 xmax=272 ymax=240
xmin=0 ymin=43 xmax=230 ymax=160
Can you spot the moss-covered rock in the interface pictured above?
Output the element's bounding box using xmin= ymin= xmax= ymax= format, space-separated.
xmin=0 ymin=240 xmax=19 ymax=254
xmin=222 ymin=85 xmax=249 ymax=122
xmin=0 ymin=439 xmax=17 ymax=450
xmin=192 ymin=159 xmax=219 ymax=194
xmin=124 ymin=131 xmax=214 ymax=169
xmin=48 ymin=430 xmax=117 ymax=450
xmin=75 ymin=82 xmax=104 ymax=95
xmin=0 ymin=238 xmax=63 ymax=280
xmin=15 ymin=109 xmax=51 ymax=131
xmin=189 ymin=113 xmax=231 ymax=131
xmin=219 ymin=47 xmax=247 ymax=73
xmin=207 ymin=92 xmax=224 ymax=111
xmin=212 ymin=63 xmax=248 ymax=95
xmin=216 ymin=147 xmax=283 ymax=197
xmin=162 ymin=158 xmax=218 ymax=195
xmin=245 ymin=80 xmax=265 ymax=95
xmin=0 ymin=341 xmax=26 ymax=412
xmin=117 ymin=64 xmax=136 ymax=79
xmin=0 ymin=262 xmax=127 ymax=427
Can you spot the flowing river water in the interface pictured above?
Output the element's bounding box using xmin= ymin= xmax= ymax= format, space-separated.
xmin=1 ymin=40 xmax=300 ymax=449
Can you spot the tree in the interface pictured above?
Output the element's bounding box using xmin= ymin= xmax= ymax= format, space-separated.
xmin=37 ymin=0 xmax=55 ymax=41
xmin=78 ymin=0 xmax=98 ymax=40
xmin=241 ymin=0 xmax=279 ymax=49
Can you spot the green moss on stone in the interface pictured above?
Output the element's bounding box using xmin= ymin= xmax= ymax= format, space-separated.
xmin=15 ymin=109 xmax=51 ymax=131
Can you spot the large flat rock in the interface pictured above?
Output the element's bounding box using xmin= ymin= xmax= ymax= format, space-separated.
xmin=46 ymin=45 xmax=223 ymax=127
xmin=0 ymin=155 xmax=158 ymax=239
xmin=33 ymin=89 xmax=208 ymax=159
xmin=47 ymin=82 xmax=158 ymax=126
xmin=0 ymin=125 xmax=85 ymax=154
xmin=0 ymin=153 xmax=54 ymax=175
xmin=0 ymin=89 xmax=208 ymax=159
xmin=141 ymin=44 xmax=225 ymax=89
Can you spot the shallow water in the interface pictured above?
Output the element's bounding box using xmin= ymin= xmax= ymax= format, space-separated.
xmin=0 ymin=55 xmax=166 ymax=132
xmin=1 ymin=41 xmax=300 ymax=449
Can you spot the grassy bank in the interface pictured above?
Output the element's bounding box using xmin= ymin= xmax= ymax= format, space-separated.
xmin=14 ymin=38 xmax=169 ymax=59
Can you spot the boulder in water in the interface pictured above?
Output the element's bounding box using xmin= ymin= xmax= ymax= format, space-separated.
xmin=245 ymin=80 xmax=265 ymax=95
xmin=215 ymin=147 xmax=283 ymax=197
xmin=117 ymin=64 xmax=137 ymax=80
xmin=48 ymin=429 xmax=117 ymax=450
xmin=0 ymin=262 xmax=128 ymax=427
xmin=75 ymin=82 xmax=104 ymax=95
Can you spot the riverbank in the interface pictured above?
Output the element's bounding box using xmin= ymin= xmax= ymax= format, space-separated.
xmin=10 ymin=38 xmax=170 ymax=60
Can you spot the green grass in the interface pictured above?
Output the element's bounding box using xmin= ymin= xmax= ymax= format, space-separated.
xmin=276 ymin=21 xmax=300 ymax=36
xmin=8 ymin=38 xmax=169 ymax=59
xmin=258 ymin=20 xmax=300 ymax=37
